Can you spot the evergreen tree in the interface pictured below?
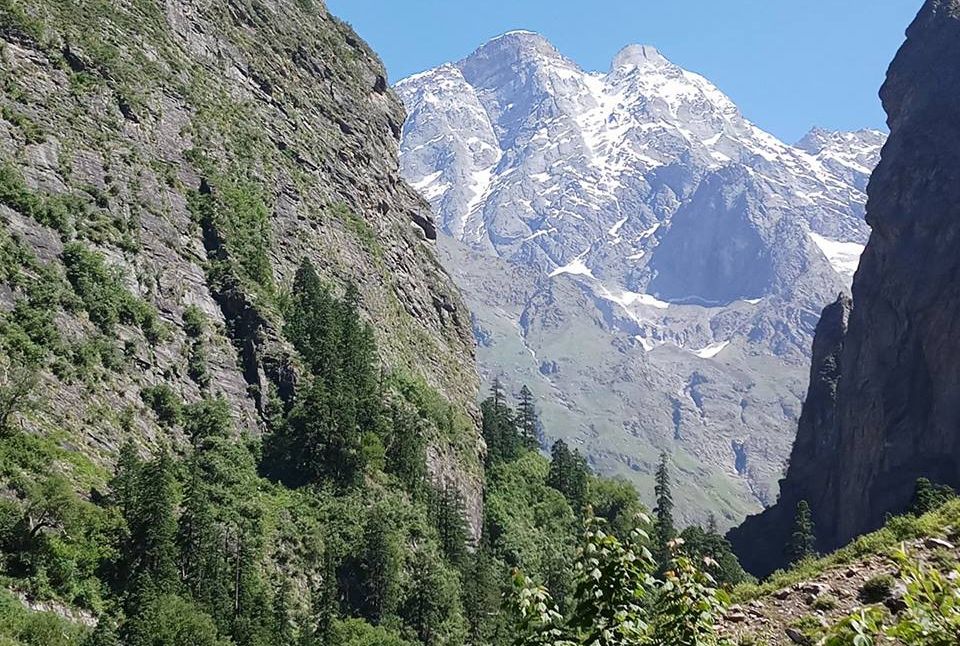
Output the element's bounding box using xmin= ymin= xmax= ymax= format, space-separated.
xmin=128 ymin=449 xmax=180 ymax=597
xmin=546 ymin=440 xmax=588 ymax=510
xmin=481 ymin=381 xmax=521 ymax=467
xmin=516 ymin=385 xmax=540 ymax=450
xmin=463 ymin=540 xmax=507 ymax=645
xmin=386 ymin=402 xmax=427 ymax=495
xmin=358 ymin=505 xmax=402 ymax=623
xmin=679 ymin=524 xmax=749 ymax=587
xmin=272 ymin=580 xmax=297 ymax=646
xmin=653 ymin=452 xmax=675 ymax=570
xmin=910 ymin=477 xmax=956 ymax=516
xmin=429 ymin=484 xmax=469 ymax=567
xmin=402 ymin=546 xmax=456 ymax=646
xmin=267 ymin=258 xmax=380 ymax=488
xmin=786 ymin=500 xmax=817 ymax=564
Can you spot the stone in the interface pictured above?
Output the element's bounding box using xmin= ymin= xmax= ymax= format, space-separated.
xmin=923 ymin=537 xmax=955 ymax=550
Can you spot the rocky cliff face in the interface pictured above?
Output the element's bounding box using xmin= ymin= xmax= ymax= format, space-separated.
xmin=0 ymin=0 xmax=481 ymax=531
xmin=730 ymin=0 xmax=960 ymax=575
xmin=399 ymin=32 xmax=882 ymax=524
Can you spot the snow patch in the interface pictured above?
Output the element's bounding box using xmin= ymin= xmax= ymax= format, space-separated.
xmin=692 ymin=341 xmax=729 ymax=359
xmin=549 ymin=249 xmax=594 ymax=278
xmin=608 ymin=216 xmax=628 ymax=237
xmin=808 ymin=232 xmax=865 ymax=280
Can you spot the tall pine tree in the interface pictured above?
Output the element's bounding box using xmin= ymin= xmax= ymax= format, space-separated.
xmin=516 ymin=385 xmax=540 ymax=450
xmin=546 ymin=440 xmax=588 ymax=510
xmin=653 ymin=452 xmax=675 ymax=570
xmin=786 ymin=500 xmax=816 ymax=563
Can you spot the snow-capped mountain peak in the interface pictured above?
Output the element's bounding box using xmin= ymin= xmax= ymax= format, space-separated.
xmin=398 ymin=32 xmax=888 ymax=523
xmin=610 ymin=44 xmax=671 ymax=71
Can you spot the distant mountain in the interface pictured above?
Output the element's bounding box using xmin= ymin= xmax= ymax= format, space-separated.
xmin=398 ymin=32 xmax=885 ymax=525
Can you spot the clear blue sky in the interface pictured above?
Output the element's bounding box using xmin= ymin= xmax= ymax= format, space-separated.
xmin=326 ymin=0 xmax=920 ymax=143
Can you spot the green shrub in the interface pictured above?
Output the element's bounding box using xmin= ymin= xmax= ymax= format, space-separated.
xmin=860 ymin=573 xmax=895 ymax=603
xmin=140 ymin=384 xmax=183 ymax=427
xmin=182 ymin=305 xmax=205 ymax=338
xmin=61 ymin=242 xmax=162 ymax=342
xmin=812 ymin=594 xmax=838 ymax=611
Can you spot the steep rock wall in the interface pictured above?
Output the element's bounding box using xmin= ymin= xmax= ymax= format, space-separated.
xmin=730 ymin=0 xmax=960 ymax=575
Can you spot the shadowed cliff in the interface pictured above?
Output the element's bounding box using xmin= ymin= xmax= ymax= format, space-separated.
xmin=730 ymin=0 xmax=960 ymax=576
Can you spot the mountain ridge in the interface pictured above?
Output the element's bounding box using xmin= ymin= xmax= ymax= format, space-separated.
xmin=398 ymin=31 xmax=884 ymax=525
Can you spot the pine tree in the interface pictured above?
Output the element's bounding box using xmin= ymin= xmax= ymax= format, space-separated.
xmin=463 ymin=540 xmax=506 ymax=645
xmin=516 ymin=385 xmax=540 ymax=450
xmin=786 ymin=500 xmax=817 ymax=563
xmin=128 ymin=449 xmax=180 ymax=596
xmin=481 ymin=381 xmax=521 ymax=467
xmin=359 ymin=505 xmax=402 ymax=623
xmin=386 ymin=402 xmax=427 ymax=495
xmin=430 ymin=484 xmax=469 ymax=567
xmin=653 ymin=452 xmax=675 ymax=570
xmin=269 ymin=258 xmax=380 ymax=488
xmin=402 ymin=546 xmax=452 ymax=646
xmin=547 ymin=440 xmax=588 ymax=510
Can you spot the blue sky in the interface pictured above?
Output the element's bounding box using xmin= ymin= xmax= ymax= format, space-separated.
xmin=326 ymin=0 xmax=920 ymax=143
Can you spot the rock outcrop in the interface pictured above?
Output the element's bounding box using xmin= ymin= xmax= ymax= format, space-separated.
xmin=0 ymin=0 xmax=482 ymax=532
xmin=730 ymin=0 xmax=960 ymax=575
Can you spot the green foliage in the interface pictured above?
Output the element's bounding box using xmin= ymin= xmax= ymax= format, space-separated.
xmin=0 ymin=589 xmax=88 ymax=645
xmin=0 ymin=163 xmax=79 ymax=235
xmin=824 ymin=548 xmax=960 ymax=646
xmin=123 ymin=594 xmax=232 ymax=646
xmin=910 ymin=477 xmax=956 ymax=516
xmin=428 ymin=484 xmax=470 ymax=567
xmin=566 ymin=514 xmax=655 ymax=644
xmin=546 ymin=440 xmax=588 ymax=511
xmin=482 ymin=378 xmax=524 ymax=467
xmin=357 ymin=503 xmax=403 ymax=623
xmin=734 ymin=499 xmax=960 ymax=603
xmin=653 ymin=452 xmax=675 ymax=571
xmin=187 ymin=179 xmax=274 ymax=293
xmin=61 ymin=242 xmax=162 ymax=342
xmin=651 ymin=543 xmax=732 ymax=646
xmin=329 ymin=618 xmax=415 ymax=646
xmin=510 ymin=513 xmax=732 ymax=646
xmin=1 ymin=106 xmax=44 ymax=144
xmin=140 ymin=385 xmax=183 ymax=427
xmin=786 ymin=500 xmax=816 ymax=564
xmin=679 ymin=524 xmax=749 ymax=587
xmin=182 ymin=306 xmax=206 ymax=339
xmin=265 ymin=259 xmax=379 ymax=488
xmin=330 ymin=202 xmax=381 ymax=258
xmin=516 ymin=385 xmax=540 ymax=450
xmin=859 ymin=573 xmax=894 ymax=603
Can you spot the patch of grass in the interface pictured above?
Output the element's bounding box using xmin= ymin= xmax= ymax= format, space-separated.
xmin=1 ymin=105 xmax=44 ymax=144
xmin=0 ymin=163 xmax=82 ymax=235
xmin=330 ymin=202 xmax=381 ymax=258
xmin=812 ymin=593 xmax=838 ymax=611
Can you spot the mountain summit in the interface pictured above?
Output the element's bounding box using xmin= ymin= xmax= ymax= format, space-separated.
xmin=397 ymin=32 xmax=885 ymax=524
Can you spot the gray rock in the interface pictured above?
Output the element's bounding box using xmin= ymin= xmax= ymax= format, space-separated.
xmin=732 ymin=0 xmax=960 ymax=575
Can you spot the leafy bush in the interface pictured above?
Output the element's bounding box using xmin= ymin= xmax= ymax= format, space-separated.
xmin=859 ymin=573 xmax=894 ymax=603
xmin=140 ymin=384 xmax=183 ymax=427
xmin=825 ymin=548 xmax=960 ymax=645
xmin=61 ymin=243 xmax=162 ymax=342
